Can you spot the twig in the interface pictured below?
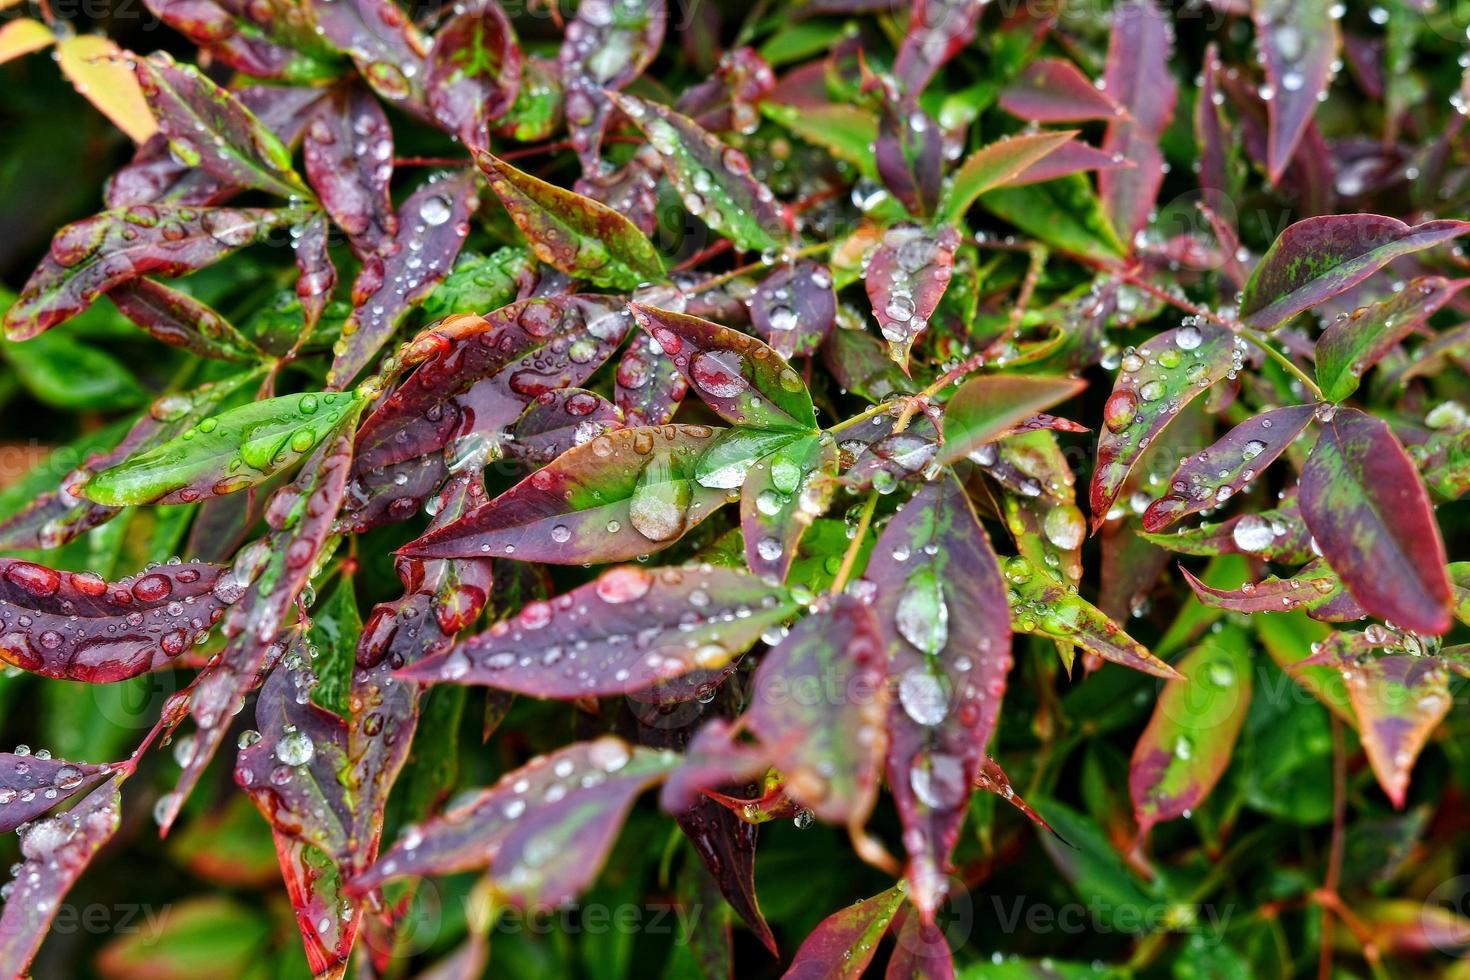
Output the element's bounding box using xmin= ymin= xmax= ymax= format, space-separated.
xmin=829 ymin=491 xmax=878 ymax=596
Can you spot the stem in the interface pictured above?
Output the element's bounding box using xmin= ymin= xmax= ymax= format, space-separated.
xmin=687 ymin=241 xmax=832 ymax=295
xmin=1242 ymin=325 xmax=1324 ymax=399
xmin=829 ymin=492 xmax=878 ymax=596
xmin=1317 ymin=717 xmax=1350 ymax=980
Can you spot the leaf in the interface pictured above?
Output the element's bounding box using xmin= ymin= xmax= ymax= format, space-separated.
xmin=1031 ymin=797 xmax=1159 ymax=933
xmin=401 ymin=564 xmax=796 ymax=697
xmin=0 ymin=777 xmax=122 ymax=979
xmin=303 ymin=83 xmax=398 ymax=259
xmin=875 ymin=95 xmax=943 ymax=217
xmin=426 ymin=3 xmax=520 ymax=147
xmin=1239 ymin=215 xmax=1470 ymax=331
xmin=350 ymin=738 xmax=679 ymax=907
xmin=401 ymin=424 xmax=730 ymax=563
xmin=56 ymin=35 xmax=157 ymax=143
xmin=749 ymin=260 xmax=836 ymax=360
xmin=999 ymin=58 xmax=1126 ymax=123
xmin=140 ymin=0 xmax=340 ymax=83
xmin=782 ymin=883 xmax=906 ymax=980
xmin=328 ymin=169 xmax=479 ymax=387
xmin=1129 ymin=624 xmax=1253 ymax=836
xmin=823 ymin=325 xmax=917 ymax=404
xmin=1089 ymin=321 xmax=1240 ymax=530
xmin=498 ymin=55 xmax=563 ymax=142
xmin=937 ymin=375 xmax=1087 ymax=467
xmin=1315 ymin=276 xmax=1469 ymax=402
xmin=1181 ymin=560 xmax=1365 ymax=621
xmin=609 ymin=92 xmax=790 ymax=253
xmin=558 ymin=0 xmax=666 ymax=167
xmin=630 ymin=304 xmax=817 ymax=430
xmin=94 ymin=897 xmax=271 ymax=980
xmin=885 ymin=908 xmax=955 ymax=980
xmin=1003 ymin=140 xmax=1133 ymax=187
xmin=980 ymin=175 xmax=1126 ymax=261
xmin=1098 ymin=0 xmax=1177 ymax=245
xmin=508 ymin=388 xmax=624 ymax=466
xmin=84 ymin=390 xmax=364 ymax=505
xmin=0 ymin=18 xmax=52 ymax=64
xmin=0 ymin=557 xmax=235 ymax=681
xmin=312 ymin=0 xmax=429 ymax=109
xmin=867 ymin=472 xmax=1012 ymax=916
xmin=476 ymin=151 xmax=665 ymax=290
xmin=417 ymin=246 xmax=536 ymax=322
xmin=108 ymin=277 xmax=260 ymax=360
xmin=1306 ymin=633 xmax=1451 ymax=808
xmin=1003 ymin=555 xmax=1180 ymax=678
xmin=1 ymin=329 xmax=148 ymax=411
xmin=938 ymin=130 xmax=1079 ymax=225
xmin=1300 ymin=407 xmax=1453 ymax=634
xmin=134 ymin=53 xmax=309 ymax=199
xmin=1142 ymin=496 xmax=1315 ymax=563
xmin=892 ymin=0 xmax=983 ymax=94
xmin=740 ymin=433 xmax=836 ymax=582
xmin=308 ymin=578 xmax=361 ymax=718
xmin=4 ymin=205 xmax=298 ymax=340
xmin=1141 ymin=404 xmax=1316 ymax=531
xmin=0 ymin=751 xmax=110 ymax=834
xmin=616 ymin=330 xmax=689 ymax=427
xmin=865 ymin=224 xmax=961 ymax=368
xmin=1253 ymin=0 xmax=1339 ymax=183
xmin=293 ymin=211 xmax=335 ymax=334
xmin=674 ymin=798 xmax=777 ymax=957
xmin=759 ymin=101 xmax=878 ymax=178
xmin=741 ymin=595 xmax=886 ymax=825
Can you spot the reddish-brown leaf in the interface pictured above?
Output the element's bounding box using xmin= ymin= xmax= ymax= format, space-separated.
xmin=303 ymin=84 xmax=398 ymax=259
xmin=864 ymin=224 xmax=961 ymax=369
xmin=1099 ymin=0 xmax=1178 ymax=245
xmin=426 ymin=2 xmax=521 ymax=147
xmin=1000 ymin=58 xmax=1127 ymax=123
xmin=0 ymin=751 xmax=111 ymax=834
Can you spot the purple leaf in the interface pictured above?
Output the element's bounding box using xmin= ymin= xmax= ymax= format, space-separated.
xmin=0 ymin=752 xmax=111 ymax=834
xmin=1300 ymin=407 xmax=1453 ymax=635
xmin=1003 ymin=140 xmax=1133 ymax=187
xmin=744 ymin=595 xmax=887 ymax=825
xmin=884 ymin=908 xmax=955 ymax=980
xmin=629 ymin=304 xmax=818 ymax=430
xmin=558 ymin=0 xmax=666 ymax=169
xmin=1142 ymin=404 xmax=1316 ymax=531
xmin=741 ymin=433 xmax=837 ymax=583
xmin=304 ymin=84 xmax=398 ymax=259
xmin=294 ymin=211 xmax=336 ymax=334
xmin=875 ymin=95 xmax=944 ymax=218
xmin=327 ymin=170 xmax=478 ymax=388
xmin=1090 ymin=321 xmax=1240 ymax=530
xmin=615 ymin=331 xmax=688 ymax=427
xmin=1141 ymin=496 xmax=1316 ymax=564
xmin=575 ymin=156 xmax=660 ymax=238
xmin=1253 ymin=0 xmax=1340 ymax=183
xmin=1099 ymin=0 xmax=1178 ymax=245
xmin=867 ymin=472 xmax=1012 ymax=917
xmin=1181 ymin=560 xmax=1366 ymax=620
xmin=508 ymin=388 xmax=623 ymax=467
xmin=0 ymin=558 xmax=234 ymax=682
xmin=1000 ymin=58 xmax=1127 ymax=122
xmin=782 ymin=883 xmax=906 ymax=980
xmin=864 ymin=224 xmax=961 ymax=369
xmin=4 ymin=205 xmax=298 ymax=340
xmin=108 ymin=277 xmax=259 ymax=361
xmin=134 ymin=52 xmax=310 ymax=199
xmin=426 ymin=2 xmax=522 ymax=147
xmin=349 ymin=738 xmax=679 ymax=907
xmin=1239 ymin=215 xmax=1470 ymax=331
xmin=401 ymin=424 xmax=730 ymax=563
xmin=0 ymin=777 xmax=122 ymax=979
xmin=750 ymin=260 xmax=836 ymax=359
xmin=892 ymin=0 xmax=984 ymax=95
xmin=400 ymin=564 xmax=797 ymax=698
xmin=313 ymin=0 xmax=430 ymax=111
xmin=674 ymin=798 xmax=777 ymax=956
xmin=1315 ymin=276 xmax=1470 ymax=402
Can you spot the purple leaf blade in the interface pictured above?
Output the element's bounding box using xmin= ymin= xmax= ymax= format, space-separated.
xmin=0 ymin=558 xmax=234 ymax=682
xmin=892 ymin=0 xmax=983 ymax=95
xmin=327 ymin=169 xmax=479 ymax=388
xmin=400 ymin=424 xmax=731 ymax=563
xmin=1181 ymin=561 xmax=1366 ymax=621
xmin=303 ymin=84 xmax=398 ymax=259
xmin=1129 ymin=624 xmax=1252 ymax=838
xmin=615 ymin=330 xmax=689 ymax=426
xmin=400 ymin=564 xmax=798 ymax=698
xmin=475 ymin=150 xmax=665 ymax=290
xmin=1141 ymin=496 xmax=1316 ymax=564
xmin=1099 ymin=0 xmax=1178 ymax=246
xmin=349 ymin=738 xmax=679 ymax=907
xmin=1300 ymin=407 xmax=1453 ymax=635
xmin=782 ymin=883 xmax=906 ymax=980
xmin=558 ymin=0 xmax=666 ymax=169
xmin=1253 ymin=0 xmax=1340 ymax=184
xmin=0 ymin=777 xmax=122 ymax=979
xmin=0 ymin=752 xmax=111 ymax=834
xmin=1142 ymin=404 xmax=1316 ymax=531
xmin=629 ymin=304 xmax=818 ymax=431
xmin=108 ymin=277 xmax=260 ymax=361
xmin=744 ymin=595 xmax=888 ymax=826
xmin=867 ymin=472 xmax=1012 ymax=918
xmin=1000 ymin=58 xmax=1127 ymax=123
xmin=1240 ymin=215 xmax=1470 ymax=331
xmin=426 ymin=3 xmax=521 ymax=147
xmin=508 ymin=387 xmax=623 ymax=467
xmin=312 ymin=0 xmax=430 ymax=112
xmin=1090 ymin=321 xmax=1239 ymax=531
xmin=864 ymin=224 xmax=961 ymax=370
xmin=3 ymin=205 xmax=297 ymax=340
xmin=749 ymin=260 xmax=836 ymax=359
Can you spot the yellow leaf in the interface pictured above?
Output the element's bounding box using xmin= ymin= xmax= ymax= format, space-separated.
xmin=55 ymin=35 xmax=157 ymax=143
xmin=0 ymin=17 xmax=52 ymax=64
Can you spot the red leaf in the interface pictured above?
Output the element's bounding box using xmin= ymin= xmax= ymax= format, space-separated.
xmin=108 ymin=277 xmax=259 ymax=360
xmin=783 ymin=883 xmax=906 ymax=980
xmin=293 ymin=211 xmax=336 ymax=334
xmin=400 ymin=564 xmax=797 ymax=698
xmin=426 ymin=2 xmax=522 ymax=147
xmin=864 ymin=224 xmax=961 ymax=369
xmin=1000 ymin=58 xmax=1127 ymax=123
xmin=313 ymin=0 xmax=430 ymax=111
xmin=304 ymin=84 xmax=398 ymax=259
xmin=867 ymin=473 xmax=1012 ymax=917
xmin=1300 ymin=407 xmax=1453 ymax=634
xmin=508 ymin=388 xmax=623 ymax=467
xmin=1181 ymin=560 xmax=1366 ymax=621
xmin=0 ymin=557 xmax=234 ymax=681
xmin=1254 ymin=0 xmax=1340 ymax=183
xmin=0 ymin=752 xmax=111 ymax=834
xmin=884 ymin=908 xmax=955 ymax=980
xmin=615 ymin=330 xmax=689 ymax=427
xmin=892 ymin=0 xmax=983 ymax=95
xmin=558 ymin=0 xmax=667 ymax=169
xmin=750 ymin=260 xmax=837 ymax=359
xmin=1099 ymin=0 xmax=1178 ymax=246
xmin=674 ymin=798 xmax=778 ymax=956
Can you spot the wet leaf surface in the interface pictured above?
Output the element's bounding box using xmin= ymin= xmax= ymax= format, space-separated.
xmin=864 ymin=224 xmax=960 ymax=368
xmin=303 ymin=83 xmax=398 ymax=259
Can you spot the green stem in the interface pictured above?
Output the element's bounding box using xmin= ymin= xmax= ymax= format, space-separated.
xmin=829 ymin=491 xmax=878 ymax=596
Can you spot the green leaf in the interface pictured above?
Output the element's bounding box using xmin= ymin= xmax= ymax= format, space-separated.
xmin=937 ymin=374 xmax=1086 ymax=467
xmin=84 ymin=390 xmax=366 ymax=506
xmin=309 ymin=578 xmax=362 ymax=718
xmin=980 ymin=174 xmax=1126 ymax=259
xmin=475 ymin=150 xmax=664 ymax=290
xmin=1030 ymin=795 xmax=1160 ymax=932
xmin=95 ymin=897 xmax=272 ymax=980
xmin=759 ymin=101 xmax=878 ymax=179
xmin=1315 ymin=276 xmax=1469 ymax=402
xmin=938 ymin=130 xmax=1079 ymax=225
xmin=1 ymin=329 xmax=147 ymax=410
xmin=611 ymin=92 xmax=790 ymax=253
